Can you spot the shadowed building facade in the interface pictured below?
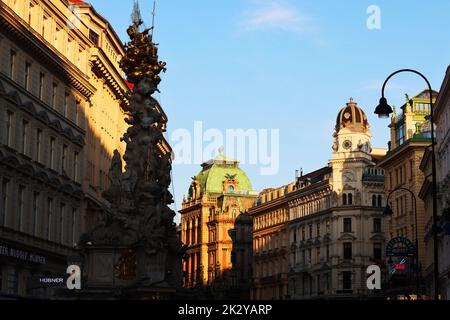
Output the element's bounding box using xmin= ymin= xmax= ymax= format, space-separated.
xmin=180 ymin=154 xmax=258 ymax=299
xmin=420 ymin=70 xmax=450 ymax=299
xmin=378 ymin=89 xmax=438 ymax=297
xmin=0 ymin=0 xmax=132 ymax=298
xmin=249 ymin=184 xmax=294 ymax=300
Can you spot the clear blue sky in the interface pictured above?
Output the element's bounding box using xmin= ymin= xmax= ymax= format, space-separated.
xmin=87 ymin=0 xmax=450 ymax=219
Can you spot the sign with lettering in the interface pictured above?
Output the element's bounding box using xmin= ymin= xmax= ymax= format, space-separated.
xmin=385 ymin=237 xmax=415 ymax=257
xmin=0 ymin=244 xmax=46 ymax=264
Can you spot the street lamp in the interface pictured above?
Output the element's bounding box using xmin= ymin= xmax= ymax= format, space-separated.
xmin=375 ymin=69 xmax=440 ymax=300
xmin=384 ymin=187 xmax=420 ymax=299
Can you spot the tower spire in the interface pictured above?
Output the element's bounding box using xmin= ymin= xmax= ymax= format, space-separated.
xmin=131 ymin=0 xmax=143 ymax=32
xmin=151 ymin=0 xmax=157 ymax=36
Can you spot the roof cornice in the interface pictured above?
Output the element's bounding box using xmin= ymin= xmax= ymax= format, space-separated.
xmin=0 ymin=2 xmax=96 ymax=98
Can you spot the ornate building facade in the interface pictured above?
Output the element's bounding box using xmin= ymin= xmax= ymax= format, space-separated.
xmin=249 ymin=184 xmax=294 ymax=300
xmin=378 ymin=89 xmax=438 ymax=297
xmin=287 ymin=99 xmax=387 ymax=299
xmin=180 ymin=154 xmax=258 ymax=299
xmin=421 ymin=69 xmax=450 ymax=299
xmin=0 ymin=0 xmax=130 ymax=298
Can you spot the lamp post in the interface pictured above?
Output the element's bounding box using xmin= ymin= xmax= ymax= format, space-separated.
xmin=384 ymin=187 xmax=419 ymax=299
xmin=374 ymin=69 xmax=439 ymax=300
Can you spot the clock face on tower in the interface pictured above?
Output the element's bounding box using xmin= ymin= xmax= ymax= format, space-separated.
xmin=342 ymin=140 xmax=352 ymax=150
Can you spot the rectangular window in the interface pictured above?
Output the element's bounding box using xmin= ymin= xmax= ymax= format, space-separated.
xmin=316 ymin=223 xmax=321 ymax=237
xmin=6 ymin=111 xmax=14 ymax=147
xmin=343 ymin=218 xmax=352 ymax=233
xmin=71 ymin=208 xmax=77 ymax=245
xmin=343 ymin=271 xmax=352 ymax=290
xmin=38 ymin=72 xmax=45 ymax=99
xmin=396 ymin=124 xmax=405 ymax=145
xmin=47 ymin=198 xmax=53 ymax=240
xmin=61 ymin=144 xmax=68 ymax=173
xmin=301 ymin=226 xmax=305 ymax=240
xmin=64 ymin=92 xmax=69 ymax=117
xmin=10 ymin=50 xmax=16 ymax=79
xmin=99 ymin=169 xmax=104 ymax=189
xmin=343 ymin=242 xmax=352 ymax=260
xmin=60 ymin=203 xmax=65 ymax=244
xmin=55 ymin=28 xmax=60 ymax=49
xmin=24 ymin=62 xmax=31 ymax=90
xmin=17 ymin=185 xmax=25 ymax=232
xmin=21 ymin=120 xmax=28 ymax=155
xmin=373 ymin=218 xmax=381 ymax=233
xmin=32 ymin=191 xmax=40 ymax=236
xmin=75 ymin=100 xmax=80 ymax=125
xmin=326 ymin=245 xmax=330 ymax=262
xmin=73 ymin=151 xmax=79 ymax=182
xmin=36 ymin=129 xmax=42 ymax=162
xmin=316 ymin=248 xmax=321 ymax=263
xmin=42 ymin=16 xmax=47 ymax=37
xmin=28 ymin=3 xmax=33 ymax=25
xmin=373 ymin=243 xmax=382 ymax=260
xmin=7 ymin=269 xmax=18 ymax=295
xmin=1 ymin=178 xmax=10 ymax=226
xmin=52 ymin=82 xmax=57 ymax=108
xmin=49 ymin=137 xmax=55 ymax=169
xmin=308 ymin=224 xmax=313 ymax=239
xmin=89 ymin=29 xmax=99 ymax=46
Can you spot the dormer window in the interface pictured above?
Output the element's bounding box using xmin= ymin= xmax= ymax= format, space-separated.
xmin=227 ymin=185 xmax=234 ymax=193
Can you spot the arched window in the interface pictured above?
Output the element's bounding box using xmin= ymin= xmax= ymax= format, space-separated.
xmin=343 ymin=193 xmax=347 ymax=205
xmin=377 ymin=195 xmax=382 ymax=207
xmin=227 ymin=185 xmax=235 ymax=193
xmin=348 ymin=193 xmax=353 ymax=205
xmin=372 ymin=195 xmax=377 ymax=207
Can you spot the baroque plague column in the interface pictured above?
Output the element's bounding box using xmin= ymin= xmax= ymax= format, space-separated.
xmin=77 ymin=14 xmax=184 ymax=299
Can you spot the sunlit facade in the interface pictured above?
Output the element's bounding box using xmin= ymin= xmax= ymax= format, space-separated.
xmin=0 ymin=0 xmax=130 ymax=298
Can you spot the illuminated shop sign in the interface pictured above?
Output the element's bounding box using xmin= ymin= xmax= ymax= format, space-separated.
xmin=0 ymin=244 xmax=46 ymax=264
xmin=385 ymin=237 xmax=415 ymax=257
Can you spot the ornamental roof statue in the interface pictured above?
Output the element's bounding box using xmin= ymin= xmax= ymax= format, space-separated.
xmin=120 ymin=12 xmax=166 ymax=87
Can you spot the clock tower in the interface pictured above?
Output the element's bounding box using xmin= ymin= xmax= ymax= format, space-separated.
xmin=329 ymin=98 xmax=375 ymax=207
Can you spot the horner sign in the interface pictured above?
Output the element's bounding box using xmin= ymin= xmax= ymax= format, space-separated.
xmin=0 ymin=244 xmax=46 ymax=264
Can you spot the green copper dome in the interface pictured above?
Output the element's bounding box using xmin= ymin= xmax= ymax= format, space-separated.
xmin=189 ymin=155 xmax=253 ymax=196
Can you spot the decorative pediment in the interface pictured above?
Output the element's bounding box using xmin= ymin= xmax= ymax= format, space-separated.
xmin=1 ymin=155 xmax=21 ymax=168
xmin=317 ymin=262 xmax=331 ymax=271
xmin=61 ymin=183 xmax=74 ymax=194
xmin=338 ymin=233 xmax=357 ymax=241
xmin=63 ymin=127 xmax=75 ymax=140
xmin=17 ymin=163 xmax=35 ymax=176
xmin=36 ymin=111 xmax=50 ymax=124
xmin=5 ymin=90 xmax=22 ymax=105
xmin=336 ymin=260 xmax=354 ymax=268
xmin=49 ymin=177 xmax=61 ymax=188
xmin=20 ymin=101 xmax=37 ymax=115
xmin=370 ymin=234 xmax=384 ymax=241
xmin=0 ymin=81 xmax=6 ymax=95
xmin=342 ymin=183 xmax=355 ymax=191
xmin=74 ymin=134 xmax=85 ymax=146
xmin=322 ymin=234 xmax=332 ymax=243
xmin=72 ymin=189 xmax=84 ymax=200
xmin=49 ymin=119 xmax=63 ymax=132
xmin=35 ymin=170 xmax=50 ymax=183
